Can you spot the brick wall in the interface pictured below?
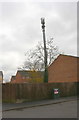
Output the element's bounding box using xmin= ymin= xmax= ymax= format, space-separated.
xmin=48 ymin=55 xmax=78 ymax=83
xmin=15 ymin=72 xmax=30 ymax=83
xmin=11 ymin=71 xmax=44 ymax=83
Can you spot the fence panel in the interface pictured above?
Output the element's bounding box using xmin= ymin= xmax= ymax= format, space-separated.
xmin=2 ymin=82 xmax=78 ymax=103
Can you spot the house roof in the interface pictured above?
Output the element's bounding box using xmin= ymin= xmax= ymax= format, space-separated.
xmin=59 ymin=54 xmax=78 ymax=58
xmin=17 ymin=70 xmax=29 ymax=77
xmin=17 ymin=70 xmax=44 ymax=77
xmin=49 ymin=54 xmax=79 ymax=67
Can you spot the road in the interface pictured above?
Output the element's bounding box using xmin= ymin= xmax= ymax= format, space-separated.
xmin=3 ymin=100 xmax=77 ymax=118
xmin=0 ymin=103 xmax=2 ymax=120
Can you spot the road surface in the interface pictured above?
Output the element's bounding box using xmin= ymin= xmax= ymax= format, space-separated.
xmin=3 ymin=100 xmax=77 ymax=118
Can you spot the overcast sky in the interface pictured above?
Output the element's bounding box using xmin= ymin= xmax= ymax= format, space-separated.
xmin=0 ymin=1 xmax=77 ymax=82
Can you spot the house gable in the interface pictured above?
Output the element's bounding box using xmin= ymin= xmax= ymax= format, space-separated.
xmin=11 ymin=70 xmax=44 ymax=83
xmin=48 ymin=54 xmax=78 ymax=83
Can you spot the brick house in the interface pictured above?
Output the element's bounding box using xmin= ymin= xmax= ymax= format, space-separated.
xmin=11 ymin=70 xmax=44 ymax=83
xmin=48 ymin=54 xmax=78 ymax=83
xmin=11 ymin=54 xmax=78 ymax=83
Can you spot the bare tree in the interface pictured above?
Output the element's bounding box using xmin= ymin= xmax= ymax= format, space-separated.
xmin=22 ymin=38 xmax=59 ymax=71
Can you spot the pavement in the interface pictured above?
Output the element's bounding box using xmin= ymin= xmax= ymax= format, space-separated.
xmin=2 ymin=96 xmax=78 ymax=112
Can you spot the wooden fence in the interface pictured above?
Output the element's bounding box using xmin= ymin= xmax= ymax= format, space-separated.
xmin=2 ymin=82 xmax=79 ymax=103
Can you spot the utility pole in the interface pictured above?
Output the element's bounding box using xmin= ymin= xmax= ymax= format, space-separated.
xmin=41 ymin=18 xmax=48 ymax=83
